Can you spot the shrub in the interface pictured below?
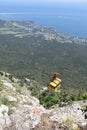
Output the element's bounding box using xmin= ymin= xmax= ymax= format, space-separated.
xmin=39 ymin=91 xmax=61 ymax=108
xmin=1 ymin=97 xmax=9 ymax=105
xmin=8 ymin=109 xmax=14 ymax=115
xmin=0 ymin=81 xmax=4 ymax=91
xmin=1 ymin=96 xmax=16 ymax=107
xmin=63 ymin=116 xmax=80 ymax=130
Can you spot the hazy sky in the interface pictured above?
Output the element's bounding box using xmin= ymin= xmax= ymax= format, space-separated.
xmin=1 ymin=0 xmax=87 ymax=4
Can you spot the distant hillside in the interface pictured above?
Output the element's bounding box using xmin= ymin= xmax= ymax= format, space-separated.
xmin=0 ymin=19 xmax=87 ymax=91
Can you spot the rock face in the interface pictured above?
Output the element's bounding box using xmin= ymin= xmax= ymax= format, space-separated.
xmin=2 ymin=103 xmax=87 ymax=130
xmin=9 ymin=106 xmax=45 ymax=130
xmin=0 ymin=105 xmax=11 ymax=130
xmin=0 ymin=71 xmax=87 ymax=130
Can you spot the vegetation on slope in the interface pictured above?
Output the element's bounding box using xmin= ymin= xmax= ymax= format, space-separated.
xmin=0 ymin=34 xmax=87 ymax=89
xmin=0 ymin=20 xmax=87 ymax=108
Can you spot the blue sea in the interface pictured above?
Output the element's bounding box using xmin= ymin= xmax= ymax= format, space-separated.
xmin=0 ymin=4 xmax=87 ymax=38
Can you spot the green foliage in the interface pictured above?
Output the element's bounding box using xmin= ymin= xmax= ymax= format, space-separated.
xmin=1 ymin=96 xmax=16 ymax=107
xmin=39 ymin=91 xmax=61 ymax=108
xmin=63 ymin=116 xmax=80 ymax=130
xmin=16 ymin=86 xmax=21 ymax=93
xmin=1 ymin=97 xmax=9 ymax=106
xmin=84 ymin=106 xmax=87 ymax=112
xmin=0 ymin=71 xmax=4 ymax=76
xmin=8 ymin=109 xmax=14 ymax=115
xmin=81 ymin=92 xmax=87 ymax=100
xmin=0 ymin=81 xmax=4 ymax=91
xmin=37 ymin=88 xmax=87 ymax=108
xmin=0 ymin=33 xmax=87 ymax=90
xmin=19 ymin=81 xmax=24 ymax=87
xmin=0 ymin=20 xmax=87 ymax=108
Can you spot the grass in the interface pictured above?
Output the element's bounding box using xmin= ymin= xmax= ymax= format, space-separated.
xmin=0 ymin=81 xmax=4 ymax=91
xmin=8 ymin=108 xmax=14 ymax=115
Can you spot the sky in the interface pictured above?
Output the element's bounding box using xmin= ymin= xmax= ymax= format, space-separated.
xmin=1 ymin=0 xmax=87 ymax=4
xmin=0 ymin=0 xmax=87 ymax=38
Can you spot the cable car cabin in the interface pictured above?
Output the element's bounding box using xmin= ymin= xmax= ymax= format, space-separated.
xmin=48 ymin=77 xmax=61 ymax=92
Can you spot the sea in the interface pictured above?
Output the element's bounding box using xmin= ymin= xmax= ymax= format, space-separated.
xmin=0 ymin=3 xmax=87 ymax=39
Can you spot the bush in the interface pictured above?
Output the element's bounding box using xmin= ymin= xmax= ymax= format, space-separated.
xmin=1 ymin=96 xmax=16 ymax=107
xmin=39 ymin=91 xmax=61 ymax=108
xmin=1 ymin=97 xmax=9 ymax=105
xmin=81 ymin=92 xmax=87 ymax=100
xmin=0 ymin=81 xmax=4 ymax=91
xmin=8 ymin=109 xmax=14 ymax=115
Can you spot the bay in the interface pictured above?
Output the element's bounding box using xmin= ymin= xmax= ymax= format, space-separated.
xmin=0 ymin=4 xmax=87 ymax=38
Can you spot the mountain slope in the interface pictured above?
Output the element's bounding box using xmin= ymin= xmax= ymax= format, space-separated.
xmin=0 ymin=19 xmax=87 ymax=90
xmin=0 ymin=71 xmax=87 ymax=130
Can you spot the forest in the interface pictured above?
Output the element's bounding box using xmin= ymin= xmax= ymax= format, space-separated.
xmin=0 ymin=34 xmax=87 ymax=89
xmin=0 ymin=20 xmax=87 ymax=107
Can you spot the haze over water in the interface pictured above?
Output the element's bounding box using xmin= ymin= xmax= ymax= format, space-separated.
xmin=0 ymin=3 xmax=87 ymax=38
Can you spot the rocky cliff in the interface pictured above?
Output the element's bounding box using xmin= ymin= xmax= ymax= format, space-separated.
xmin=0 ymin=71 xmax=87 ymax=130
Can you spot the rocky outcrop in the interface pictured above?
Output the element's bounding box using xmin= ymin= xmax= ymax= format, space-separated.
xmin=2 ymin=103 xmax=87 ymax=130
xmin=0 ymin=72 xmax=87 ymax=130
xmin=0 ymin=105 xmax=11 ymax=130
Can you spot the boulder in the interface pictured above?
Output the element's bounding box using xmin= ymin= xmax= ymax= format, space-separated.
xmin=0 ymin=105 xmax=11 ymax=130
xmin=6 ymin=95 xmax=17 ymax=102
xmin=1 ymin=80 xmax=16 ymax=91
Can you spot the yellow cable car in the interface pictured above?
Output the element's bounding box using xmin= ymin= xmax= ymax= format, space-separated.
xmin=48 ymin=73 xmax=62 ymax=92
